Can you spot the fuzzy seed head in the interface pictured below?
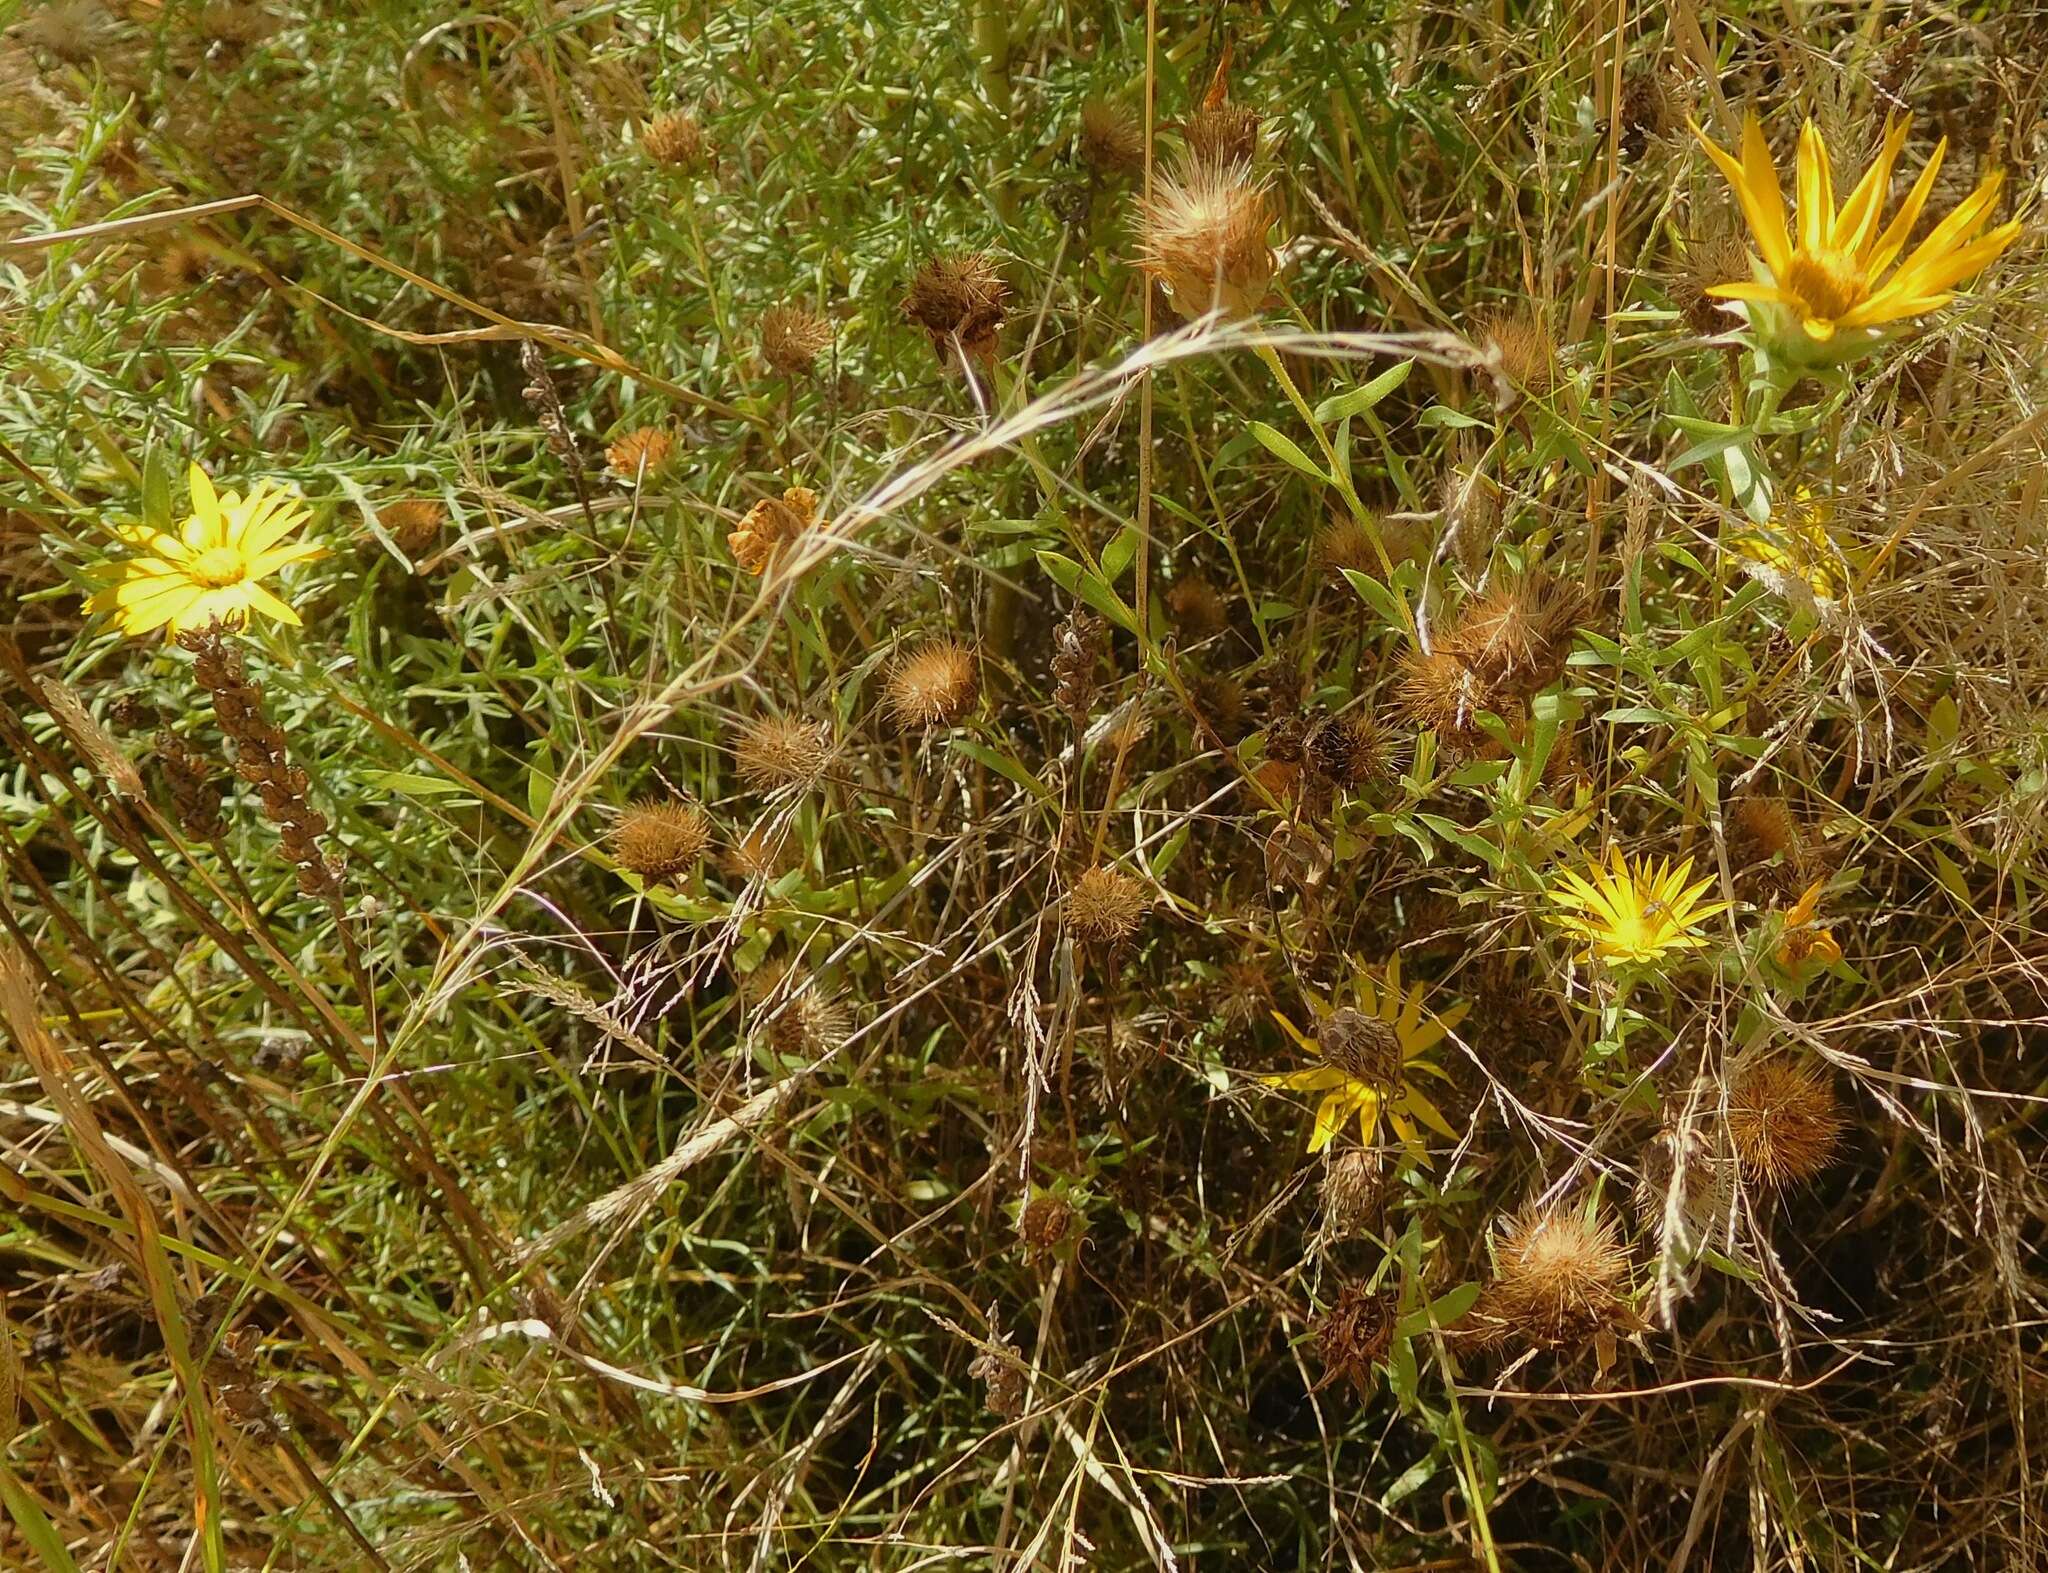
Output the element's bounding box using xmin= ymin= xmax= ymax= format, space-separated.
xmin=1306 ymin=711 xmax=1386 ymax=790
xmin=1165 ymin=575 xmax=1228 ymax=637
xmin=1727 ymin=1058 xmax=1844 ymax=1187
xmin=605 ymin=427 xmax=675 ymax=484
xmin=1182 ymin=102 xmax=1261 ymax=167
xmin=1477 ymin=310 xmax=1557 ymax=400
xmin=382 ymin=498 xmax=447 ymax=558
xmin=734 ymin=715 xmax=832 ymax=792
xmin=1066 ymin=866 xmax=1148 ymax=946
xmin=642 ymin=111 xmax=708 ymax=169
xmin=1727 ymin=795 xmax=1801 ymax=871
xmin=1313 ymin=517 xmax=1378 ymax=579
xmin=1078 ymin=98 xmax=1144 ymax=174
xmin=728 ymin=486 xmax=820 ymax=576
xmin=1313 ymin=1281 xmax=1394 ymax=1395
xmin=1439 ymin=573 xmax=1585 ymax=696
xmin=1676 ymin=231 xmax=1751 ymax=336
xmin=1319 ymin=1146 xmax=1384 ymax=1238
xmin=1617 ymin=69 xmax=1676 ymax=156
xmin=612 ymin=798 xmax=711 ymax=882
xmin=760 ymin=304 xmax=833 ymax=376
xmin=1135 ymin=156 xmax=1276 ymax=318
xmin=886 ymin=638 xmax=979 ymax=730
xmin=1319 ymin=1006 xmax=1402 ymax=1089
xmin=1486 ymin=1205 xmax=1633 ymax=1352
xmin=903 ymin=253 xmax=1008 ymax=367
xmin=1398 ymin=649 xmax=1508 ymax=751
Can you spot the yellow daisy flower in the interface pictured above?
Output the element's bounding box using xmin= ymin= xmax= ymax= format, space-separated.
xmin=91 ymin=463 xmax=319 ymax=638
xmin=1693 ymin=113 xmax=2022 ymax=350
xmin=1548 ymin=847 xmax=1730 ymax=966
xmin=1731 ymin=488 xmax=1848 ymax=601
xmin=1262 ymin=958 xmax=1467 ymax=1157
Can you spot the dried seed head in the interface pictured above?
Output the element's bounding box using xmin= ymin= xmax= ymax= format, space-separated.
xmin=1165 ymin=574 xmax=1227 ymax=637
xmin=728 ymin=486 xmax=820 ymax=576
xmin=1484 ymin=1205 xmax=1633 ymax=1352
xmin=1617 ymin=69 xmax=1676 ymax=158
xmin=725 ymin=822 xmax=793 ymax=881
xmin=764 ymin=976 xmax=850 ymax=1059
xmin=903 ymin=253 xmax=1008 ymax=367
xmin=1398 ymin=649 xmax=1508 ymax=753
xmin=1675 ymin=231 xmax=1751 ymax=337
xmin=1217 ymin=955 xmax=1274 ymax=1027
xmin=156 ymin=729 xmax=225 ymax=841
xmin=1078 ymin=98 xmax=1144 ymax=174
xmin=1620 ymin=473 xmax=1659 ymax=567
xmin=886 ymin=638 xmax=980 ymax=730
xmin=642 ymin=111 xmax=708 ymax=169
xmin=1313 ymin=1281 xmax=1394 ymax=1395
xmin=150 ymin=242 xmax=214 ymax=293
xmin=1182 ymin=101 xmax=1261 ymax=167
xmin=1475 ymin=309 xmax=1558 ymax=404
xmin=1726 ymin=1058 xmax=1844 ymax=1187
xmin=733 ymin=715 xmax=832 ymax=792
xmin=612 ymin=797 xmax=711 ymax=883
xmin=1726 ymin=795 xmax=1802 ymax=872
xmin=1135 ymin=155 xmax=1275 ymax=318
xmin=1066 ymin=866 xmax=1148 ymax=947
xmin=382 ymin=498 xmax=447 ymax=558
xmin=1440 ymin=457 xmax=1502 ymax=574
xmin=969 ymin=1336 xmax=1026 ymax=1418
xmin=1319 ymin=1147 xmax=1385 ymax=1238
xmin=1438 ymin=572 xmax=1585 ymax=696
xmin=605 ymin=426 xmax=675 ymax=484
xmin=1305 ymin=711 xmax=1386 ymax=790
xmin=1318 ymin=1006 xmax=1401 ymax=1089
xmin=1313 ymin=517 xmax=1380 ymax=579
xmin=1019 ymin=1192 xmax=1074 ymax=1260
xmin=759 ymin=303 xmax=833 ymax=376
xmin=1188 ymin=671 xmax=1246 ymax=741
xmin=1051 ymin=609 xmax=1107 ymax=720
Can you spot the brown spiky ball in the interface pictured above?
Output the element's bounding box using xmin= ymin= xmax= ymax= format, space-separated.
xmin=1182 ymin=102 xmax=1260 ymax=167
xmin=1313 ymin=517 xmax=1379 ymax=578
xmin=886 ymin=638 xmax=979 ymax=730
xmin=1135 ymin=155 xmax=1275 ymax=318
xmin=1313 ymin=1281 xmax=1394 ymax=1395
xmin=1306 ymin=712 xmax=1386 ymax=790
xmin=642 ymin=111 xmax=708 ymax=169
xmin=733 ymin=715 xmax=832 ymax=793
xmin=903 ymin=253 xmax=1009 ymax=367
xmin=1319 ymin=1006 xmax=1402 ymax=1089
xmin=725 ymin=823 xmax=792 ymax=882
xmin=1066 ymin=866 xmax=1148 ymax=947
xmin=728 ymin=486 xmax=820 ymax=575
xmin=1476 ymin=309 xmax=1558 ymax=402
xmin=1439 ymin=572 xmax=1585 ymax=696
xmin=759 ymin=304 xmax=833 ymax=377
xmin=1675 ymin=231 xmax=1751 ymax=337
xmin=1166 ymin=575 xmax=1228 ymax=638
xmin=382 ymin=498 xmax=447 ymax=559
xmin=1726 ymin=1058 xmax=1844 ymax=1186
xmin=1078 ymin=98 xmax=1144 ymax=175
xmin=605 ymin=426 xmax=675 ymax=483
xmin=1483 ymin=1205 xmax=1633 ymax=1352
xmin=612 ymin=798 xmax=711 ymax=883
xmin=1726 ymin=795 xmax=1802 ymax=872
xmin=1398 ymin=649 xmax=1506 ymax=753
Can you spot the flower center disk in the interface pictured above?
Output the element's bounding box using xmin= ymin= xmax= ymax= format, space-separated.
xmin=189 ymin=545 xmax=248 ymax=588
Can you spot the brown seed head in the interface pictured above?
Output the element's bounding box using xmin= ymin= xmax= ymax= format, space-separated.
xmin=1676 ymin=231 xmax=1751 ymax=336
xmin=760 ymin=303 xmax=833 ymax=376
xmin=1182 ymin=101 xmax=1261 ymax=167
xmin=642 ymin=111 xmax=708 ymax=169
xmin=886 ymin=638 xmax=979 ymax=729
xmin=755 ymin=966 xmax=849 ymax=1058
xmin=1217 ymin=956 xmax=1274 ymax=1027
xmin=1135 ymin=155 xmax=1275 ymax=318
xmin=1439 ymin=572 xmax=1585 ymax=696
xmin=1066 ymin=865 xmax=1148 ymax=947
xmin=734 ymin=715 xmax=832 ymax=792
xmin=1165 ymin=575 xmax=1228 ymax=637
xmin=1078 ymin=98 xmax=1144 ymax=174
xmin=1617 ymin=69 xmax=1676 ymax=157
xmin=1313 ymin=517 xmax=1380 ymax=579
xmin=1727 ymin=795 xmax=1801 ymax=872
xmin=612 ymin=797 xmax=711 ymax=882
xmin=382 ymin=498 xmax=447 ymax=558
xmin=1313 ymin=1281 xmax=1394 ymax=1395
xmin=1319 ymin=1006 xmax=1402 ymax=1089
xmin=1398 ymin=649 xmax=1508 ymax=752
xmin=1726 ymin=1058 xmax=1844 ymax=1186
xmin=728 ymin=485 xmax=820 ymax=576
xmin=1485 ymin=1204 xmax=1633 ymax=1352
xmin=1476 ymin=309 xmax=1557 ymax=403
xmin=1306 ymin=711 xmax=1386 ymax=790
xmin=903 ymin=253 xmax=1008 ymax=367
xmin=605 ymin=427 xmax=675 ymax=484
xmin=1019 ymin=1192 xmax=1075 ymax=1260
xmin=1319 ymin=1147 xmax=1385 ymax=1238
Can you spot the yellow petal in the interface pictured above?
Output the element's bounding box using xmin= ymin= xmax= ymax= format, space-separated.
xmin=1864 ymin=136 xmax=1948 ymax=278
xmin=1399 ymin=1086 xmax=1458 ymax=1141
xmin=1833 ymin=115 xmax=1910 ymax=258
xmin=184 ymin=463 xmax=223 ymax=550
xmin=1265 ymin=1065 xmax=1347 ymax=1091
xmin=1794 ymin=121 xmax=1834 ymax=255
xmin=241 ymin=581 xmax=302 ymax=626
xmin=1786 ymin=879 xmax=1825 ymax=928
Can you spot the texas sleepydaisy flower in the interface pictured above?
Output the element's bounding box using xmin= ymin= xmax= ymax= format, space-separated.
xmin=91 ymin=463 xmax=319 ymax=637
xmin=1775 ymin=878 xmax=1843 ymax=970
xmin=1262 ymin=958 xmax=1466 ymax=1157
xmin=1549 ymin=847 xmax=1730 ymax=966
xmin=1693 ymin=113 xmax=2023 ymax=357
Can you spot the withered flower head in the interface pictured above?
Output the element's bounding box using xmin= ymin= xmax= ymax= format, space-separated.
xmin=1675 ymin=230 xmax=1752 ymax=337
xmin=381 ymin=498 xmax=447 ymax=559
xmin=724 ymin=822 xmax=793 ymax=882
xmin=1726 ymin=1057 xmax=1844 ymax=1186
xmin=1165 ymin=574 xmax=1228 ymax=637
xmin=1313 ymin=1281 xmax=1394 ymax=1395
xmin=1398 ymin=649 xmax=1512 ymax=754
xmin=1135 ymin=155 xmax=1276 ymax=318
xmin=728 ymin=485 xmax=820 ymax=576
xmin=1306 ymin=711 xmax=1386 ymax=790
xmin=1618 ymin=68 xmax=1676 ymax=157
xmin=1475 ymin=309 xmax=1558 ymax=402
xmin=1313 ymin=517 xmax=1379 ymax=579
xmin=753 ymin=964 xmax=850 ymax=1059
xmin=903 ymin=253 xmax=1009 ymax=368
xmin=1318 ymin=1005 xmax=1402 ymax=1089
xmin=760 ymin=303 xmax=834 ymax=377
xmin=1066 ymin=865 xmax=1148 ymax=947
xmin=642 ymin=111 xmax=709 ymax=169
xmin=1182 ymin=101 xmax=1261 ymax=167
xmin=733 ymin=714 xmax=832 ymax=792
xmin=886 ymin=638 xmax=980 ymax=730
xmin=1078 ymin=98 xmax=1144 ymax=175
xmin=1019 ymin=1192 xmax=1075 ymax=1260
xmin=1319 ymin=1146 xmax=1385 ymax=1238
xmin=1483 ymin=1204 xmax=1633 ymax=1352
xmin=1726 ymin=794 xmax=1802 ymax=872
xmin=1438 ymin=572 xmax=1585 ymax=697
xmin=612 ymin=797 xmax=711 ymax=883
xmin=605 ymin=426 xmax=675 ymax=484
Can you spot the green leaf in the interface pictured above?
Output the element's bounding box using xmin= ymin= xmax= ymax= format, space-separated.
xmin=362 ymin=769 xmax=475 ymax=798
xmin=1036 ymin=549 xmax=1138 ymax=634
xmin=1312 ymin=358 xmax=1413 ymax=423
xmin=950 ymin=737 xmax=1056 ymax=803
xmin=1418 ymin=404 xmax=1486 ymax=429
xmin=527 ymin=742 xmax=555 ymax=820
xmin=1245 ymin=420 xmax=1330 ymax=484
xmin=1100 ymin=522 xmax=1140 ymax=584
xmin=1339 ymin=566 xmax=1406 ymax=630
xmin=141 ymin=444 xmax=176 ymax=533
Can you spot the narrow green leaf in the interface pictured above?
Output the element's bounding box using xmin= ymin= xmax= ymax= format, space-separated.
xmin=1245 ymin=421 xmax=1330 ymax=484
xmin=1312 ymin=358 xmax=1413 ymax=423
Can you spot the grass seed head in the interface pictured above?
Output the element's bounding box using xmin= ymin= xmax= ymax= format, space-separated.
xmin=1135 ymin=155 xmax=1275 ymax=318
xmin=1485 ymin=1204 xmax=1633 ymax=1352
xmin=605 ymin=426 xmax=674 ymax=484
xmin=903 ymin=253 xmax=1008 ymax=367
xmin=642 ymin=110 xmax=708 ymax=169
xmin=759 ymin=303 xmax=833 ymax=376
xmin=886 ymin=638 xmax=979 ymax=730
xmin=734 ymin=715 xmax=832 ymax=792
xmin=1727 ymin=1057 xmax=1845 ymax=1186
xmin=612 ymin=797 xmax=711 ymax=883
xmin=1078 ymin=98 xmax=1144 ymax=174
xmin=1067 ymin=866 xmax=1148 ymax=947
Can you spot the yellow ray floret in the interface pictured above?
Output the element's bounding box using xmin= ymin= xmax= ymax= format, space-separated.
xmin=1261 ymin=957 xmax=1468 ymax=1157
xmin=1548 ymin=847 xmax=1730 ymax=965
xmin=92 ymin=463 xmax=320 ymax=637
xmin=1692 ymin=112 xmax=2023 ymax=344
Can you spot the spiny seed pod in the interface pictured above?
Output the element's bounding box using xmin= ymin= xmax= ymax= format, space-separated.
xmin=759 ymin=303 xmax=833 ymax=377
xmin=728 ymin=486 xmax=820 ymax=576
xmin=612 ymin=797 xmax=711 ymax=883
xmin=1182 ymin=101 xmax=1260 ymax=167
xmin=1051 ymin=609 xmax=1107 ymax=722
xmin=642 ymin=111 xmax=708 ymax=170
xmin=1078 ymin=98 xmax=1143 ymax=175
xmin=1165 ymin=575 xmax=1227 ymax=637
xmin=903 ymin=253 xmax=1008 ymax=368
xmin=1482 ymin=1205 xmax=1633 ymax=1352
xmin=886 ymin=638 xmax=979 ymax=730
xmin=1319 ymin=1006 xmax=1401 ymax=1090
xmin=1475 ymin=310 xmax=1557 ymax=406
xmin=1675 ymin=231 xmax=1750 ymax=337
xmin=765 ymin=982 xmax=850 ymax=1059
xmin=1319 ymin=1146 xmax=1384 ymax=1238
xmin=1313 ymin=517 xmax=1379 ymax=579
xmin=1726 ymin=1058 xmax=1844 ymax=1187
xmin=605 ymin=426 xmax=675 ymax=484
xmin=1398 ymin=649 xmax=1507 ymax=754
xmin=1306 ymin=711 xmax=1385 ymax=791
xmin=1617 ymin=68 xmax=1676 ymax=159
xmin=1135 ymin=154 xmax=1275 ymax=318
xmin=733 ymin=715 xmax=832 ymax=793
xmin=1726 ymin=795 xmax=1801 ymax=872
xmin=1439 ymin=572 xmax=1585 ymax=697
xmin=1066 ymin=866 xmax=1148 ymax=947
xmin=1313 ymin=1281 xmax=1394 ymax=1395
xmin=1019 ymin=1192 xmax=1074 ymax=1260
xmin=1187 ymin=671 xmax=1245 ymax=742
xmin=382 ymin=498 xmax=447 ymax=558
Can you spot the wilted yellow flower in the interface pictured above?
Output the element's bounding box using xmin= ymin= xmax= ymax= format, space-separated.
xmin=1693 ymin=113 xmax=2022 ymax=357
xmin=91 ymin=463 xmax=319 ymax=637
xmin=1262 ymin=958 xmax=1466 ymax=1157
xmin=1732 ymin=488 xmax=1849 ymax=602
xmin=1774 ymin=878 xmax=1843 ymax=970
xmin=1549 ymin=848 xmax=1729 ymax=965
